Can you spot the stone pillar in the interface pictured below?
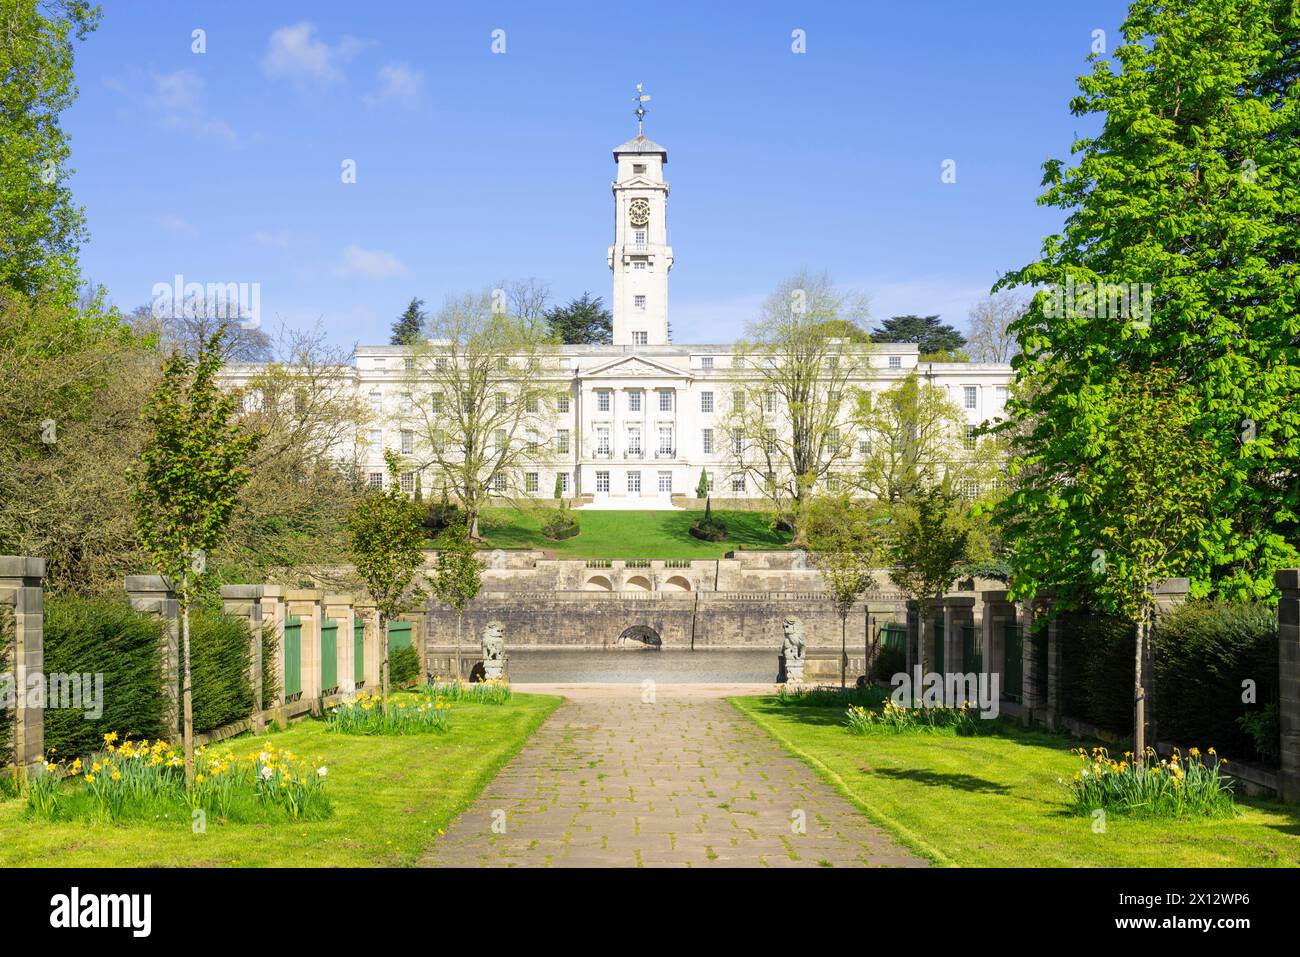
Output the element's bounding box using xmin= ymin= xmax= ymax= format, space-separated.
xmin=981 ymin=591 xmax=1015 ymax=695
xmin=124 ymin=574 xmax=180 ymax=740
xmin=220 ymin=585 xmax=265 ymax=731
xmin=323 ymin=594 xmax=356 ymax=697
xmin=1152 ymin=577 xmax=1190 ymax=616
xmin=1044 ymin=615 xmax=1063 ymax=731
xmin=0 ymin=556 xmax=46 ymax=770
xmin=905 ymin=600 xmax=918 ymax=676
xmin=1278 ymin=570 xmax=1299 ymax=803
xmin=286 ymin=589 xmax=323 ymax=702
xmin=260 ymin=586 xmax=286 ymax=711
xmin=1019 ymin=600 xmax=1042 ymax=727
xmin=941 ymin=596 xmax=976 ymax=675
xmin=356 ymin=601 xmax=380 ymax=689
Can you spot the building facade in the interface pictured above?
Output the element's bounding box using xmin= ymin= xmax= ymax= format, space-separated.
xmin=224 ymin=126 xmax=1014 ymax=505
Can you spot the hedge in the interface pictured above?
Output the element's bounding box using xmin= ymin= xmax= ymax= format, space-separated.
xmin=42 ymin=597 xmax=170 ymax=757
xmin=390 ymin=645 xmax=421 ymax=685
xmin=185 ymin=611 xmax=256 ymax=733
xmin=1153 ymin=601 xmax=1278 ymax=762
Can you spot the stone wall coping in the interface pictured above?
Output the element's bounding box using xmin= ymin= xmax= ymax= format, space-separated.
xmin=1276 ymin=569 xmax=1299 ymax=592
xmin=124 ymin=574 xmax=172 ymax=594
xmin=0 ymin=555 xmax=46 ymax=580
xmin=323 ymin=594 xmax=354 ymax=606
xmin=939 ymin=596 xmax=978 ymax=609
xmin=285 ymin=588 xmax=324 ymax=601
xmin=1153 ymin=578 xmax=1191 ymax=595
xmin=220 ymin=584 xmax=264 ymax=599
xmin=980 ymin=590 xmax=1011 ymax=603
xmin=261 ymin=584 xmax=285 ymax=598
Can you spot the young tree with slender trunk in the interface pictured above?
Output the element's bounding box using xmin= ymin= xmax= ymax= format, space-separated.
xmin=347 ymin=452 xmax=427 ymax=712
xmin=134 ymin=326 xmax=260 ymax=787
xmin=807 ymin=497 xmax=888 ymax=688
xmin=430 ymin=521 xmax=482 ymax=681
xmin=722 ymin=271 xmax=870 ymax=546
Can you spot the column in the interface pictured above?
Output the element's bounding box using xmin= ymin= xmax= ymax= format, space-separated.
xmin=1019 ymin=599 xmax=1040 ymax=727
xmin=981 ymin=590 xmax=1016 ymax=697
xmin=356 ymin=600 xmax=380 ymax=689
xmin=941 ymin=597 xmax=975 ymax=674
xmin=0 ymin=556 xmax=46 ymax=770
xmin=323 ymin=594 xmax=356 ymax=696
xmin=220 ymin=584 xmax=265 ymax=731
xmin=1277 ymin=570 xmax=1299 ymax=802
xmin=124 ymin=574 xmax=180 ymax=740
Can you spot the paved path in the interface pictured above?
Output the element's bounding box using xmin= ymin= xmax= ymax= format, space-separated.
xmin=420 ymin=684 xmax=926 ymax=868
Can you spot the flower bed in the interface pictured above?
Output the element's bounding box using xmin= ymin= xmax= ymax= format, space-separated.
xmin=421 ymin=677 xmax=512 ymax=705
xmin=27 ymin=734 xmax=330 ymax=823
xmin=844 ymin=698 xmax=979 ymax=735
xmin=1066 ymin=746 xmax=1236 ymax=818
xmin=326 ymin=692 xmax=452 ymax=735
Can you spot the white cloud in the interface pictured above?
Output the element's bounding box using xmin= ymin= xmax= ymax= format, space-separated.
xmin=147 ymin=70 xmax=237 ymax=143
xmin=155 ymin=214 xmax=197 ymax=238
xmin=250 ymin=229 xmax=291 ymax=248
xmin=365 ymin=62 xmax=422 ymax=107
xmin=340 ymin=244 xmax=406 ymax=279
xmin=262 ymin=21 xmax=367 ymax=86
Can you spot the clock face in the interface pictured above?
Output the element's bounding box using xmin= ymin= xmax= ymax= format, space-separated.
xmin=628 ymin=198 xmax=651 ymax=228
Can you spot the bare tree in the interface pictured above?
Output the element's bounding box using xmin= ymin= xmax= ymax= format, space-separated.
xmin=855 ymin=372 xmax=970 ymax=503
xmin=128 ymin=292 xmax=273 ymax=362
xmin=403 ymin=290 xmax=560 ymax=539
xmin=493 ymin=278 xmax=552 ymax=325
xmin=966 ymin=290 xmax=1026 ymax=363
xmin=721 ymin=271 xmax=871 ymax=546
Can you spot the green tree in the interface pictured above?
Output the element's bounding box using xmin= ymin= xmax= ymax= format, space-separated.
xmin=347 ymin=451 xmax=427 ymax=710
xmin=888 ymin=485 xmax=971 ymax=675
xmin=134 ymin=326 xmax=260 ymax=786
xmin=808 ymin=497 xmax=888 ymax=687
xmin=869 ymin=315 xmax=966 ymax=356
xmin=999 ymin=367 xmax=1221 ymax=763
xmin=429 ymin=521 xmax=482 ymax=681
xmin=695 ymin=468 xmax=709 ymax=500
xmin=545 ymin=292 xmax=612 ymax=345
xmin=996 ymin=0 xmax=1300 ymax=599
xmin=391 ymin=296 xmax=426 ymax=346
xmin=0 ymin=0 xmax=101 ymax=303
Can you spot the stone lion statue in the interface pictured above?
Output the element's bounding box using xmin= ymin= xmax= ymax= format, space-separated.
xmin=481 ymin=621 xmax=505 ymax=661
xmin=781 ymin=616 xmax=806 ymax=663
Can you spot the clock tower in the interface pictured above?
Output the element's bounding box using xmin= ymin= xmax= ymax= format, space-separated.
xmin=608 ymin=89 xmax=672 ymax=346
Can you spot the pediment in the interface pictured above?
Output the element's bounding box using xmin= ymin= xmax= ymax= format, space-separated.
xmin=582 ymin=355 xmax=689 ymax=379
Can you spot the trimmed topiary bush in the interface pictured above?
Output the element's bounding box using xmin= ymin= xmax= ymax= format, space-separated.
xmin=42 ymin=597 xmax=169 ymax=757
xmin=541 ymin=503 xmax=580 ymax=541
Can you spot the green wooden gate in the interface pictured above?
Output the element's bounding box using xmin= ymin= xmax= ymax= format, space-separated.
xmin=283 ymin=615 xmax=302 ymax=700
xmin=321 ymin=617 xmax=338 ymax=694
xmin=932 ymin=618 xmax=944 ymax=674
xmin=354 ymin=619 xmax=366 ymax=687
xmin=961 ymin=622 xmax=982 ymax=673
xmin=1003 ymin=621 xmax=1022 ymax=701
xmin=388 ymin=620 xmax=413 ymax=652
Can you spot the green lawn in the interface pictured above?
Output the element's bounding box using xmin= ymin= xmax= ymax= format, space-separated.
xmin=0 ymin=693 xmax=561 ymax=867
xmin=471 ymin=506 xmax=791 ymax=558
xmin=731 ymin=695 xmax=1300 ymax=867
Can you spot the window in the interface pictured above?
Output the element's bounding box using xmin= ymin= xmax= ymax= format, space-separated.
xmin=628 ymin=471 xmax=641 ymax=493
xmin=633 ymin=163 xmax=646 ymax=174
xmin=888 ymin=356 xmax=901 ymax=369
xmin=435 ymin=356 xmax=448 ymax=371
xmin=658 ymin=427 xmax=673 ymax=455
xmin=826 ymin=474 xmax=841 ymax=492
xmin=493 ymin=428 xmax=506 ymax=450
xmin=763 ymin=392 xmax=776 ymax=414
xmin=527 ymin=430 xmax=540 ymax=454
xmin=369 ymin=391 xmax=382 ymax=414
xmin=996 ymin=386 xmax=1008 ymax=404
xmin=400 ymin=392 xmax=412 ymax=414
xmin=658 ymin=471 xmax=672 ymax=493
xmin=368 ymin=472 xmax=384 ymax=489
xmin=400 ymin=471 xmax=415 ymax=493
xmin=525 ymin=472 xmax=539 ymax=493
xmin=495 ymin=394 xmax=507 ymax=411
xmin=557 ymin=392 xmax=571 ymax=413
xmin=732 ymin=475 xmax=745 ymax=493
xmin=497 ymin=357 xmax=509 ymax=371
xmin=634 ymin=230 xmax=646 ymax=248
xmin=859 ymin=437 xmax=871 ymax=456
xmin=702 ymin=428 xmax=713 ymax=454
xmin=732 ymin=435 xmax=743 ymax=455
xmin=557 ymin=472 xmax=570 ymax=494
xmin=596 ymin=471 xmax=610 ymax=493
xmin=556 ymin=429 xmax=570 ymax=454
xmin=634 ymin=295 xmax=646 ymax=309
xmin=525 ymin=394 xmax=539 ymax=413
xmin=701 ymin=356 xmax=714 ymax=371
xmin=400 ymin=429 xmax=413 ymax=454
xmin=430 ymin=392 xmax=443 ymax=414
xmin=368 ymin=429 xmax=382 ymax=459
xmin=493 ymin=473 xmax=507 ymax=493
xmin=732 ymin=390 xmax=744 ymax=413
xmin=659 ymin=391 xmax=673 ymax=412
xmin=633 ymin=260 xmax=647 ymax=271
xmin=828 ymin=428 xmax=841 ymax=449
xmin=961 ymin=479 xmax=980 ymax=501
xmin=404 ymin=358 xmax=415 ymax=372
xmin=596 ymin=427 xmax=611 ymax=456
xmin=628 ymin=391 xmax=642 ymax=412
xmin=705 ymin=471 xmax=714 ymax=492
xmin=597 ymin=390 xmax=611 ymax=413
xmin=829 ymin=390 xmax=842 ymax=405
xmin=627 ymin=428 xmax=641 ymax=455
xmin=965 ymin=425 xmax=978 ymax=451
xmin=964 ymin=386 xmax=978 ymax=409
xmin=632 ymin=331 xmax=648 ymax=345
xmin=700 ymin=391 xmax=714 ymax=413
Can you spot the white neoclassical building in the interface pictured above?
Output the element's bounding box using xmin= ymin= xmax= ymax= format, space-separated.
xmin=225 ymin=120 xmax=1013 ymax=507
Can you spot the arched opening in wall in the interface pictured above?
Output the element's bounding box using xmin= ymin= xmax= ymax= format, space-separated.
xmin=584 ymin=575 xmax=613 ymax=591
xmin=617 ymin=625 xmax=662 ymax=648
xmin=662 ymin=575 xmax=692 ymax=592
xmin=625 ymin=575 xmax=652 ymax=592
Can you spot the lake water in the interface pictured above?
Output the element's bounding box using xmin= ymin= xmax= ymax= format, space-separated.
xmin=506 ymin=648 xmax=780 ymax=683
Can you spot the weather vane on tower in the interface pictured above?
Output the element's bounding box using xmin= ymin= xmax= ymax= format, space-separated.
xmin=634 ymin=83 xmax=651 ymax=135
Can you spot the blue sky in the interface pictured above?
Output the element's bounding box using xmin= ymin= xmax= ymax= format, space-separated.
xmin=66 ymin=0 xmax=1132 ymax=347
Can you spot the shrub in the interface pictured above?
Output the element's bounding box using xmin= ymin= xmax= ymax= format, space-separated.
xmin=326 ymin=692 xmax=451 ymax=735
xmin=1058 ymin=612 xmax=1134 ymax=737
xmin=187 ymin=611 xmax=255 ymax=733
xmin=1236 ymin=704 xmax=1280 ymax=764
xmin=541 ymin=504 xmax=580 ymax=541
xmin=422 ymin=491 xmax=462 ymax=535
xmin=776 ymin=684 xmax=886 ymax=709
xmin=389 ymin=645 xmax=421 ymax=686
xmin=1066 ymin=745 xmax=1236 ymax=818
xmin=42 ymin=598 xmax=169 ymax=757
xmin=689 ymin=497 xmax=728 ymax=542
xmin=1153 ymin=601 xmax=1278 ymax=762
xmin=260 ymin=621 xmax=280 ymax=710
